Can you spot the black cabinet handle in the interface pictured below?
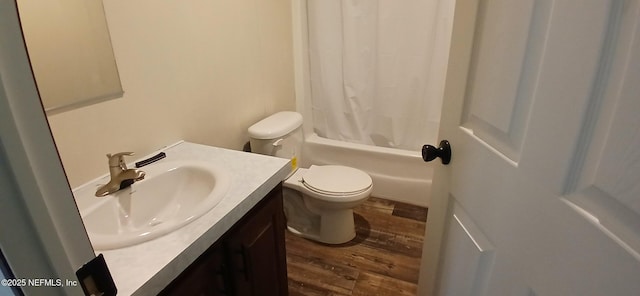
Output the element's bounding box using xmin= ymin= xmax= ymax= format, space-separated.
xmin=422 ymin=140 xmax=452 ymax=165
xmin=215 ymin=263 xmax=230 ymax=295
xmin=236 ymin=247 xmax=251 ymax=281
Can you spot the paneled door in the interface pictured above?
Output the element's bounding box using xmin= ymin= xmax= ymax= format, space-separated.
xmin=420 ymin=1 xmax=640 ymax=295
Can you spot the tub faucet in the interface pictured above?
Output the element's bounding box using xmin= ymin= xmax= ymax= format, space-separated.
xmin=95 ymin=152 xmax=146 ymax=197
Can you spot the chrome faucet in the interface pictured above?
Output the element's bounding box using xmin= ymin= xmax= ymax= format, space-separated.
xmin=95 ymin=152 xmax=146 ymax=197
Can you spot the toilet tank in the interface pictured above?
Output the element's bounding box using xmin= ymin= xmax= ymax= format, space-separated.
xmin=248 ymin=111 xmax=303 ymax=172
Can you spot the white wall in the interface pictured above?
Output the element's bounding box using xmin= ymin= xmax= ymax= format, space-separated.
xmin=46 ymin=0 xmax=295 ymax=187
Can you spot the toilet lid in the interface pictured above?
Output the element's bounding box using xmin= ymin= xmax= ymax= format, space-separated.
xmin=302 ymin=165 xmax=372 ymax=196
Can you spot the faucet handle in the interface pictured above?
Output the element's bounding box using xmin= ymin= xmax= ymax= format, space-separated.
xmin=107 ymin=152 xmax=135 ymax=169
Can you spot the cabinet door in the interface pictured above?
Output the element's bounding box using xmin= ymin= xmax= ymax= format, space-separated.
xmin=226 ymin=185 xmax=288 ymax=296
xmin=160 ymin=244 xmax=228 ymax=296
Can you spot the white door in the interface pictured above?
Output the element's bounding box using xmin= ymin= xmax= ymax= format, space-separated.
xmin=1 ymin=2 xmax=95 ymax=295
xmin=419 ymin=1 xmax=640 ymax=295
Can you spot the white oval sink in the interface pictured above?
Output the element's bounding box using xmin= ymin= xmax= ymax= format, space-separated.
xmin=79 ymin=161 xmax=230 ymax=250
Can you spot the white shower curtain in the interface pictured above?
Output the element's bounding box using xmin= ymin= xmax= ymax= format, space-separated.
xmin=308 ymin=0 xmax=450 ymax=151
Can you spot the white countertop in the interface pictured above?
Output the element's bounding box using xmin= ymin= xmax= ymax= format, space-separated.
xmin=72 ymin=141 xmax=290 ymax=295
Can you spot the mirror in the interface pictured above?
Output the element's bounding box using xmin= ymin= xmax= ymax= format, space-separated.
xmin=17 ymin=0 xmax=123 ymax=115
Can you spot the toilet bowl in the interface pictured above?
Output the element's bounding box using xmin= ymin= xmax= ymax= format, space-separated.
xmin=248 ymin=111 xmax=373 ymax=244
xmin=283 ymin=165 xmax=372 ymax=244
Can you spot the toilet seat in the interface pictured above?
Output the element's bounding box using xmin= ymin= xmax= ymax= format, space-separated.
xmin=301 ymin=165 xmax=372 ymax=198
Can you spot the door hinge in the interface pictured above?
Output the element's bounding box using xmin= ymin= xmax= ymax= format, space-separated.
xmin=75 ymin=254 xmax=117 ymax=296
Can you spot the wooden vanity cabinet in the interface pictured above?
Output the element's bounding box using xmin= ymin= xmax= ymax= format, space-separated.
xmin=160 ymin=183 xmax=288 ymax=296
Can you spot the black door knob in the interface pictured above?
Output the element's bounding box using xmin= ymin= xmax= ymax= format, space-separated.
xmin=422 ymin=140 xmax=451 ymax=165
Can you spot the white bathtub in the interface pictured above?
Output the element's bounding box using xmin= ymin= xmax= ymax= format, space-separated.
xmin=301 ymin=133 xmax=432 ymax=207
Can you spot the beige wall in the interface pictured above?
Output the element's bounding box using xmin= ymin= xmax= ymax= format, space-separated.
xmin=47 ymin=0 xmax=295 ymax=188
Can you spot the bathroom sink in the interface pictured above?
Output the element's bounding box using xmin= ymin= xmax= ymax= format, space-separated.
xmin=79 ymin=161 xmax=230 ymax=250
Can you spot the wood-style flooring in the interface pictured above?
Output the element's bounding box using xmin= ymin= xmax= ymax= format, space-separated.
xmin=285 ymin=197 xmax=428 ymax=296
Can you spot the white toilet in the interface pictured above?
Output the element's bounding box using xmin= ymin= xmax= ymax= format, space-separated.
xmin=248 ymin=111 xmax=372 ymax=244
